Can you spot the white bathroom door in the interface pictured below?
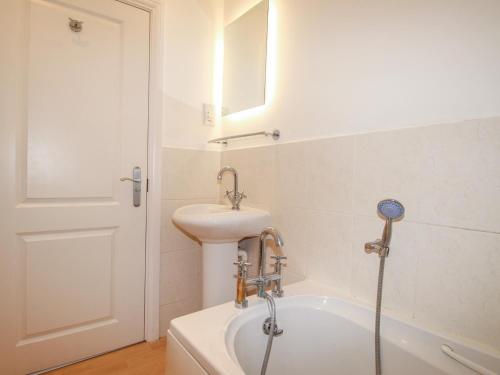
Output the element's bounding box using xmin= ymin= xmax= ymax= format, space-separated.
xmin=0 ymin=0 xmax=150 ymax=373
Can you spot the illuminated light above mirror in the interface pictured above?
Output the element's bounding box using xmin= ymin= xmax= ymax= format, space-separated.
xmin=222 ymin=0 xmax=269 ymax=116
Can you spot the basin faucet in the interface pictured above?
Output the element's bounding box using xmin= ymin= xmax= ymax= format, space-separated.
xmin=217 ymin=166 xmax=246 ymax=210
xmin=234 ymin=227 xmax=286 ymax=308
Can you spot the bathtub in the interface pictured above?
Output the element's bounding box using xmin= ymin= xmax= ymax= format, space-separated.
xmin=166 ymin=280 xmax=500 ymax=375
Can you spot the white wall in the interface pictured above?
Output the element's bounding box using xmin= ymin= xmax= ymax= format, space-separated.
xmin=223 ymin=0 xmax=262 ymax=24
xmin=219 ymin=0 xmax=500 ymax=145
xmin=162 ymin=0 xmax=219 ymax=149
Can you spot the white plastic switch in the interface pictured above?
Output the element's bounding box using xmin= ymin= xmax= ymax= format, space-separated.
xmin=203 ymin=103 xmax=215 ymax=126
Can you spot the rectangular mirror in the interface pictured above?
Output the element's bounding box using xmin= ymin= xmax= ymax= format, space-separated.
xmin=223 ymin=0 xmax=269 ymax=116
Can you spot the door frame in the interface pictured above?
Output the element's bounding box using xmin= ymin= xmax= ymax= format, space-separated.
xmin=118 ymin=0 xmax=164 ymax=342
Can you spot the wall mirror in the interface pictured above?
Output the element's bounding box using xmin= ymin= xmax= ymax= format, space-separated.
xmin=223 ymin=0 xmax=269 ymax=116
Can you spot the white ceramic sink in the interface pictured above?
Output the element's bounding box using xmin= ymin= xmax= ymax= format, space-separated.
xmin=173 ymin=204 xmax=271 ymax=243
xmin=172 ymin=203 xmax=271 ymax=308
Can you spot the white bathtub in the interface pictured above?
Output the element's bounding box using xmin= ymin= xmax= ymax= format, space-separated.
xmin=166 ymin=280 xmax=500 ymax=375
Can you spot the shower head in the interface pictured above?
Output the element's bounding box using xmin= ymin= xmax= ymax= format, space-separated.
xmin=377 ymin=199 xmax=405 ymax=221
xmin=376 ymin=199 xmax=405 ymax=250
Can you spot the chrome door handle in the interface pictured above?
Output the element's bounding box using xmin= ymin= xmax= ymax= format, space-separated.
xmin=120 ymin=177 xmax=141 ymax=183
xmin=120 ymin=166 xmax=141 ymax=207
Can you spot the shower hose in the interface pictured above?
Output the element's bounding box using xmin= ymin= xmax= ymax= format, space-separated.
xmin=375 ymin=255 xmax=386 ymax=375
xmin=261 ymin=292 xmax=277 ymax=375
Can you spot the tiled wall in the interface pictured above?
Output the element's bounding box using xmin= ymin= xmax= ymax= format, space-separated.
xmin=220 ymin=117 xmax=500 ymax=350
xmin=159 ymin=147 xmax=220 ymax=335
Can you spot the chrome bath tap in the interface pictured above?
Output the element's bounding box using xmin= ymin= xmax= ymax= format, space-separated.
xmin=217 ymin=166 xmax=246 ymax=210
xmin=258 ymin=227 xmax=285 ymax=298
xmin=234 ymin=227 xmax=286 ymax=308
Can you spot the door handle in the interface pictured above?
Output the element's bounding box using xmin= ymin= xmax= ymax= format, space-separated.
xmin=120 ymin=166 xmax=141 ymax=207
xmin=120 ymin=177 xmax=141 ymax=183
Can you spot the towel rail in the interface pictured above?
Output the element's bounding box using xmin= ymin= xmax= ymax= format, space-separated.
xmin=208 ymin=129 xmax=280 ymax=145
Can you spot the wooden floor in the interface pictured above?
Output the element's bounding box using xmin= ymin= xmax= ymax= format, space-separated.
xmin=46 ymin=338 xmax=166 ymax=375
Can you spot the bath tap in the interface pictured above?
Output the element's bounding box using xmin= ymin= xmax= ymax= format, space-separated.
xmin=234 ymin=227 xmax=286 ymax=308
xmin=217 ymin=166 xmax=246 ymax=210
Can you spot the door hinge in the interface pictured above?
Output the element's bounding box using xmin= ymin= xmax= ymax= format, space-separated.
xmin=146 ymin=178 xmax=149 ymax=192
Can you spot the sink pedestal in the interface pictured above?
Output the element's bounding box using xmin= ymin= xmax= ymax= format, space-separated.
xmin=201 ymin=242 xmax=238 ymax=308
xmin=172 ymin=204 xmax=271 ymax=309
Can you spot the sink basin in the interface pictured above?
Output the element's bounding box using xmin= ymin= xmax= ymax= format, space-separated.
xmin=172 ymin=204 xmax=271 ymax=308
xmin=173 ymin=204 xmax=271 ymax=243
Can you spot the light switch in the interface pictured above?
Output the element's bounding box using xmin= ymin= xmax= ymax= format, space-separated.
xmin=203 ymin=103 xmax=215 ymax=126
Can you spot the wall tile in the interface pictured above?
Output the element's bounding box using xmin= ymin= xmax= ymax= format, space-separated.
xmin=414 ymin=225 xmax=500 ymax=349
xmin=282 ymin=269 xmax=307 ymax=285
xmin=272 ymin=207 xmax=310 ymax=276
xmin=275 ymin=142 xmax=310 ymax=209
xmin=419 ymin=119 xmax=500 ymax=232
xmin=306 ymin=210 xmax=353 ymax=294
xmin=159 ymin=249 xmax=201 ymax=307
xmin=220 ymin=145 xmax=276 ymax=209
xmin=353 ymin=127 xmax=423 ymax=221
xmin=307 ymin=137 xmax=354 ymax=214
xmin=162 ymin=148 xmax=220 ymax=200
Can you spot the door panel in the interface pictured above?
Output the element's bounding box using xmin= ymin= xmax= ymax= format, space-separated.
xmin=2 ymin=0 xmax=150 ymax=373
xmin=27 ymin=0 xmax=121 ymax=199
xmin=23 ymin=230 xmax=114 ymax=335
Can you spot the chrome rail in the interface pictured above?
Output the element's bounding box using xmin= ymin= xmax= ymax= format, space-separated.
xmin=208 ymin=129 xmax=280 ymax=145
xmin=441 ymin=345 xmax=497 ymax=375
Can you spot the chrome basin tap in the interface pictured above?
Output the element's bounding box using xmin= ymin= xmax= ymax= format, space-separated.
xmin=234 ymin=227 xmax=286 ymax=308
xmin=217 ymin=166 xmax=246 ymax=210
